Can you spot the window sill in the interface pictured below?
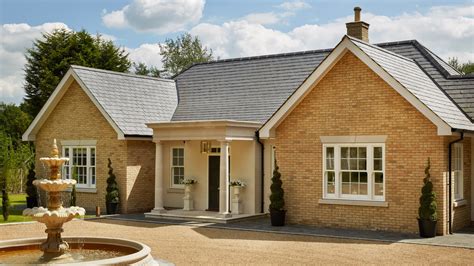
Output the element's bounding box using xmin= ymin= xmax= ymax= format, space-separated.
xmin=453 ymin=199 xmax=467 ymax=208
xmin=65 ymin=187 xmax=97 ymax=193
xmin=167 ymin=188 xmax=184 ymax=194
xmin=319 ymin=199 xmax=388 ymax=207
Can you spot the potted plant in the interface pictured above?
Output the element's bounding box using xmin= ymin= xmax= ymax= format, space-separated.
xmin=25 ymin=164 xmax=38 ymax=208
xmin=70 ymin=166 xmax=77 ymax=207
xmin=269 ymin=162 xmax=285 ymax=226
xmin=418 ymin=158 xmax=437 ymax=238
xmin=230 ymin=179 xmax=246 ymax=196
xmin=181 ymin=178 xmax=197 ymax=211
xmin=106 ymin=158 xmax=120 ymax=214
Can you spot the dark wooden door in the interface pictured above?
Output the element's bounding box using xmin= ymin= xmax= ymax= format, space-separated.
xmin=208 ymin=156 xmax=220 ymax=211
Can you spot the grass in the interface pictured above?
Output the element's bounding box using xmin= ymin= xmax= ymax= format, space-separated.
xmin=0 ymin=193 xmax=94 ymax=224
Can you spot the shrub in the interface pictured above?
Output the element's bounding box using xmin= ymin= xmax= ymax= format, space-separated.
xmin=25 ymin=165 xmax=38 ymax=200
xmin=419 ymin=158 xmax=437 ymax=221
xmin=1 ymin=189 xmax=9 ymax=221
xmin=70 ymin=166 xmax=77 ymax=206
xmin=269 ymin=162 xmax=285 ymax=211
xmin=106 ymin=158 xmax=120 ymax=204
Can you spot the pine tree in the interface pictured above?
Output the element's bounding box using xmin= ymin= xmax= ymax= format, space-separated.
xmin=269 ymin=162 xmax=285 ymax=211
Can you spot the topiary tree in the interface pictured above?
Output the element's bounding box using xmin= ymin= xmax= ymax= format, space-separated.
xmin=25 ymin=163 xmax=38 ymax=208
xmin=269 ymin=162 xmax=285 ymax=212
xmin=419 ymin=158 xmax=437 ymax=221
xmin=106 ymin=158 xmax=120 ymax=214
xmin=70 ymin=166 xmax=77 ymax=206
xmin=2 ymin=188 xmax=9 ymax=221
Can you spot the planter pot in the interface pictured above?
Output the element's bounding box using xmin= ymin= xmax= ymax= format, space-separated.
xmin=418 ymin=218 xmax=437 ymax=238
xmin=26 ymin=196 xmax=38 ymax=208
xmin=233 ymin=186 xmax=241 ymax=196
xmin=106 ymin=202 xmax=119 ymax=215
xmin=270 ymin=209 xmax=286 ymax=226
xmin=184 ymin=184 xmax=193 ymax=195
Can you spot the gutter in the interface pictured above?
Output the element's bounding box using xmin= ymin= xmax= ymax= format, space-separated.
xmin=447 ymin=130 xmax=464 ymax=234
xmin=256 ymin=131 xmax=265 ymax=213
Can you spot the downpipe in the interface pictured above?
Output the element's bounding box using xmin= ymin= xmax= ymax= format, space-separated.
xmin=448 ymin=131 xmax=464 ymax=234
xmin=256 ymin=131 xmax=265 ymax=213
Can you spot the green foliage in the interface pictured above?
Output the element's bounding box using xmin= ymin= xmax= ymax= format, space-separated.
xmin=448 ymin=57 xmax=474 ymax=75
xmin=0 ymin=103 xmax=32 ymax=147
xmin=106 ymin=158 xmax=120 ymax=204
xmin=1 ymin=189 xmax=9 ymax=221
xmin=133 ymin=62 xmax=161 ymax=77
xmin=25 ymin=164 xmax=38 ymax=199
xmin=159 ymin=33 xmax=213 ymax=77
xmin=70 ymin=166 xmax=77 ymax=206
xmin=269 ymin=161 xmax=285 ymax=211
xmin=23 ymin=29 xmax=131 ymax=117
xmin=419 ymin=158 xmax=437 ymax=221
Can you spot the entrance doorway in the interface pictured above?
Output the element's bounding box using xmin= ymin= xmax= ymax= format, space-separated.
xmin=208 ymin=156 xmax=220 ymax=211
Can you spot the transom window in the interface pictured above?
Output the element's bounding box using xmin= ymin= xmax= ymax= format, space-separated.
xmin=453 ymin=143 xmax=463 ymax=201
xmin=323 ymin=144 xmax=385 ymax=201
xmin=171 ymin=147 xmax=184 ymax=188
xmin=62 ymin=146 xmax=96 ymax=188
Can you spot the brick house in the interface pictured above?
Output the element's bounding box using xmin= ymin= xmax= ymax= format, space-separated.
xmin=23 ymin=9 xmax=473 ymax=234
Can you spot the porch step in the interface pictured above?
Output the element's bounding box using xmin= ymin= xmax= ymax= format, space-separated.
xmin=144 ymin=210 xmax=267 ymax=224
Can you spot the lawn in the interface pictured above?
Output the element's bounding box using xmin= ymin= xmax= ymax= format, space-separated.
xmin=0 ymin=193 xmax=32 ymax=223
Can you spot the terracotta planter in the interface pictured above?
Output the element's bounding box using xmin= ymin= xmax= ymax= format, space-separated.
xmin=418 ymin=218 xmax=437 ymax=238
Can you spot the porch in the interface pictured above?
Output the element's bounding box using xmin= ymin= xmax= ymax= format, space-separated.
xmin=145 ymin=209 xmax=267 ymax=223
xmin=146 ymin=120 xmax=264 ymax=218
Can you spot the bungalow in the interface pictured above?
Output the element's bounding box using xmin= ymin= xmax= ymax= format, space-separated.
xmin=23 ymin=8 xmax=473 ymax=235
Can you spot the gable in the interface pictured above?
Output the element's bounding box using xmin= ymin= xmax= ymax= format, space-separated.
xmin=259 ymin=36 xmax=473 ymax=138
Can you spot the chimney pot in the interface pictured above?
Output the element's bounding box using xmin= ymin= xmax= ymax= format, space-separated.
xmin=354 ymin=7 xmax=361 ymax=21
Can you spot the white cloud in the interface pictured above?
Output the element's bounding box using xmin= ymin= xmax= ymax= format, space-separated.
xmin=277 ymin=1 xmax=311 ymax=11
xmin=102 ymin=0 xmax=205 ymax=34
xmin=191 ymin=5 xmax=474 ymax=63
xmin=0 ymin=23 xmax=70 ymax=104
xmin=241 ymin=12 xmax=281 ymax=25
xmin=126 ymin=43 xmax=163 ymax=69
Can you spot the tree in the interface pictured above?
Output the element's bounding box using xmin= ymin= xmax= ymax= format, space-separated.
xmin=0 ymin=103 xmax=32 ymax=147
xmin=106 ymin=158 xmax=120 ymax=214
xmin=448 ymin=57 xmax=474 ymax=75
xmin=269 ymin=162 xmax=285 ymax=212
xmin=23 ymin=29 xmax=131 ymax=117
xmin=419 ymin=158 xmax=437 ymax=221
xmin=133 ymin=62 xmax=161 ymax=77
xmin=159 ymin=33 xmax=213 ymax=77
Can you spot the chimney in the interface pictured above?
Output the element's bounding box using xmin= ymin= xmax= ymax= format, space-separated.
xmin=346 ymin=7 xmax=369 ymax=42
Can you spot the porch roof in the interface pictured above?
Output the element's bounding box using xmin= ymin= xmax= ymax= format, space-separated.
xmin=147 ymin=120 xmax=261 ymax=141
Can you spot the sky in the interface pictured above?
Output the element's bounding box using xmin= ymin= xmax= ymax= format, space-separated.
xmin=1 ymin=0 xmax=473 ymax=104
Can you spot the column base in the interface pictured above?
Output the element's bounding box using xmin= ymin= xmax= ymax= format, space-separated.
xmin=219 ymin=212 xmax=232 ymax=218
xmin=151 ymin=207 xmax=166 ymax=214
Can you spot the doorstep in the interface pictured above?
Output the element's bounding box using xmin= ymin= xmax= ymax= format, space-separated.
xmin=144 ymin=209 xmax=267 ymax=224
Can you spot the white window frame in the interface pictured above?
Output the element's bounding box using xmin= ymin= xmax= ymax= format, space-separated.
xmin=170 ymin=146 xmax=185 ymax=188
xmin=322 ymin=143 xmax=385 ymax=201
xmin=453 ymin=143 xmax=463 ymax=201
xmin=62 ymin=146 xmax=96 ymax=188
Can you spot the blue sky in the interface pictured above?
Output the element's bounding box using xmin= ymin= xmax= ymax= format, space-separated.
xmin=1 ymin=0 xmax=473 ymax=103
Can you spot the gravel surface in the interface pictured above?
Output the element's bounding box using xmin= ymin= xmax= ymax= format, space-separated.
xmin=1 ymin=219 xmax=472 ymax=265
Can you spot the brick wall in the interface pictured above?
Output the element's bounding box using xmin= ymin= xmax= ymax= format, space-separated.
xmin=35 ymin=80 xmax=154 ymax=214
xmin=275 ymin=52 xmax=452 ymax=234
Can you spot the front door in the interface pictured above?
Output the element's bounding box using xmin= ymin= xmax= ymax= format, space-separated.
xmin=208 ymin=156 xmax=220 ymax=211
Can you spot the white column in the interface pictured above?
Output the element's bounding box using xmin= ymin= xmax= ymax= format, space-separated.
xmin=219 ymin=140 xmax=231 ymax=217
xmin=152 ymin=140 xmax=165 ymax=213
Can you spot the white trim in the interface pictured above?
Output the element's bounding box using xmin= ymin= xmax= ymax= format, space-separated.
xmin=259 ymin=36 xmax=452 ymax=138
xmin=170 ymin=146 xmax=185 ymax=189
xmin=22 ymin=68 xmax=125 ymax=141
xmin=62 ymin=145 xmax=96 ymax=189
xmin=453 ymin=199 xmax=467 ymax=208
xmin=453 ymin=143 xmax=464 ymax=201
xmin=60 ymin=140 xmax=97 ymax=146
xmin=318 ymin=199 xmax=388 ymax=207
xmin=320 ymin=135 xmax=387 ymax=143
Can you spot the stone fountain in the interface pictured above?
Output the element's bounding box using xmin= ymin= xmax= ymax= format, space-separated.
xmin=0 ymin=140 xmax=159 ymax=265
xmin=22 ymin=139 xmax=85 ymax=260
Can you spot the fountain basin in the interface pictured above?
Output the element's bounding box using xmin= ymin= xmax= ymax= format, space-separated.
xmin=33 ymin=179 xmax=76 ymax=192
xmin=0 ymin=237 xmax=158 ymax=265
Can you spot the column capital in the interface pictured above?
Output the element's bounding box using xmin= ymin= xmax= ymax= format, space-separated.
xmin=153 ymin=139 xmax=162 ymax=144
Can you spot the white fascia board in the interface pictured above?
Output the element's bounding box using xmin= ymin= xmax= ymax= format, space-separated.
xmin=259 ymin=36 xmax=452 ymax=138
xmin=22 ymin=68 xmax=126 ymax=141
xmin=22 ymin=69 xmax=75 ymax=141
xmin=71 ymin=71 xmax=125 ymax=140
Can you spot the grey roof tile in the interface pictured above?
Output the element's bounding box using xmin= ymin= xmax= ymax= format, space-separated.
xmin=72 ymin=66 xmax=177 ymax=136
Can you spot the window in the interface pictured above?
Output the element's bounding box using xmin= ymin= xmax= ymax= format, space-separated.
xmin=453 ymin=143 xmax=463 ymax=201
xmin=62 ymin=146 xmax=96 ymax=188
xmin=323 ymin=144 xmax=384 ymax=201
xmin=171 ymin=147 xmax=184 ymax=188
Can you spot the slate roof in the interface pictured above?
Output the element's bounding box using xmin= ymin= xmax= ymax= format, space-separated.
xmin=72 ymin=65 xmax=178 ymax=136
xmin=172 ymin=37 xmax=474 ymax=131
xmin=349 ymin=36 xmax=474 ymax=131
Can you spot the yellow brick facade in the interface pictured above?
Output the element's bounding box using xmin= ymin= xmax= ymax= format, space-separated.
xmin=35 ymin=80 xmax=155 ymax=214
xmin=274 ymin=52 xmax=471 ymax=234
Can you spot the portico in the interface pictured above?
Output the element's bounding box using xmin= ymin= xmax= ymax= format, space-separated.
xmin=145 ymin=120 xmax=263 ymax=218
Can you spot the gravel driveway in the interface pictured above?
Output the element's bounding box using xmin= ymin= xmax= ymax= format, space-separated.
xmin=0 ymin=219 xmax=472 ymax=265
